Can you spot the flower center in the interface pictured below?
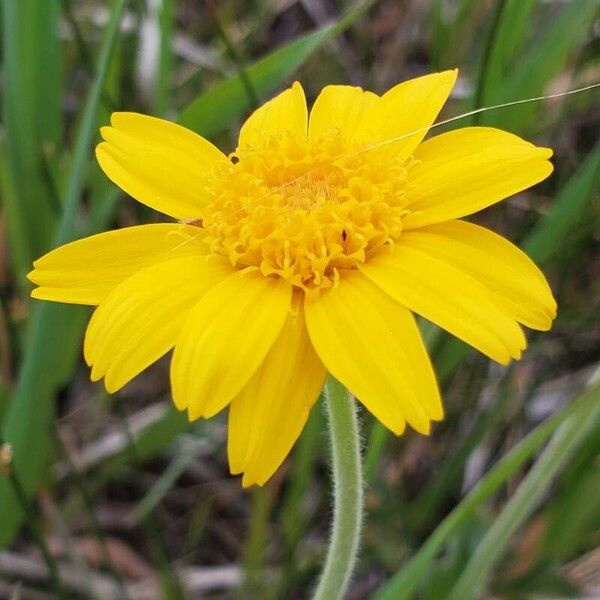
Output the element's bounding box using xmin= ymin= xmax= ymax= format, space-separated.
xmin=197 ymin=133 xmax=413 ymax=292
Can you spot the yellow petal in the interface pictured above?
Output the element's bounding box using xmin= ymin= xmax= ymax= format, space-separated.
xmin=238 ymin=82 xmax=307 ymax=148
xmin=404 ymin=127 xmax=553 ymax=229
xmin=305 ymin=271 xmax=442 ymax=435
xmin=360 ymin=244 xmax=527 ymax=364
xmin=171 ymin=269 xmax=292 ymax=419
xmin=402 ymin=221 xmax=557 ymax=330
xmin=97 ymin=112 xmax=228 ymax=219
xmin=28 ymin=224 xmax=206 ymax=305
xmin=84 ymin=256 xmax=232 ymax=393
xmin=228 ymin=297 xmax=326 ymax=487
xmin=355 ymin=70 xmax=457 ymax=160
xmin=308 ymin=85 xmax=379 ymax=142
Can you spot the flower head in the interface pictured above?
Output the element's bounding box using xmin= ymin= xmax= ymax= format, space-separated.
xmin=29 ymin=71 xmax=556 ymax=486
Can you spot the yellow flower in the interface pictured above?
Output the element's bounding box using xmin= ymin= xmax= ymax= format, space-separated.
xmin=29 ymin=71 xmax=556 ymax=486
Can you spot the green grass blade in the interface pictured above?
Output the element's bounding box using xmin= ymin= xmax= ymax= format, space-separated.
xmin=447 ymin=388 xmax=600 ymax=599
xmin=1 ymin=0 xmax=62 ymax=278
xmin=89 ymin=20 xmax=122 ymax=214
xmin=31 ymin=1 xmax=62 ymax=148
xmin=178 ymin=0 xmax=376 ymax=137
xmin=55 ymin=4 xmax=126 ymax=245
xmin=205 ymin=0 xmax=259 ymax=109
xmin=154 ymin=0 xmax=174 ymax=115
xmin=480 ymin=0 xmax=600 ymax=132
xmin=523 ymin=141 xmax=600 ymax=264
xmin=242 ymin=487 xmax=273 ymax=597
xmin=540 ymin=429 xmax=600 ymax=562
xmin=373 ymin=381 xmax=600 ymax=600
xmin=0 ymin=0 xmax=127 ymax=548
xmin=478 ymin=0 xmax=537 ymax=103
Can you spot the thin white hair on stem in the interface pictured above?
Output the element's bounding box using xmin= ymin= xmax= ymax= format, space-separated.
xmin=169 ymin=81 xmax=599 ymax=253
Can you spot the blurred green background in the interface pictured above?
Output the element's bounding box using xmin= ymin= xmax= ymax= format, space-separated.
xmin=0 ymin=0 xmax=599 ymax=598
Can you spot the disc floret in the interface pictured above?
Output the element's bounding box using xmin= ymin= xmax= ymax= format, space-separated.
xmin=199 ymin=133 xmax=413 ymax=291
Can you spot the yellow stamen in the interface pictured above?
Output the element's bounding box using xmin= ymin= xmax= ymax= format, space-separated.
xmin=198 ymin=133 xmax=413 ymax=291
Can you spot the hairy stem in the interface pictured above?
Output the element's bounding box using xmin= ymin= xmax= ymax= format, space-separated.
xmin=313 ymin=377 xmax=363 ymax=600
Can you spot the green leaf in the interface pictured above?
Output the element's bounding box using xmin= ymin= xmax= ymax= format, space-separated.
xmin=373 ymin=381 xmax=600 ymax=600
xmin=0 ymin=0 xmax=127 ymax=549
